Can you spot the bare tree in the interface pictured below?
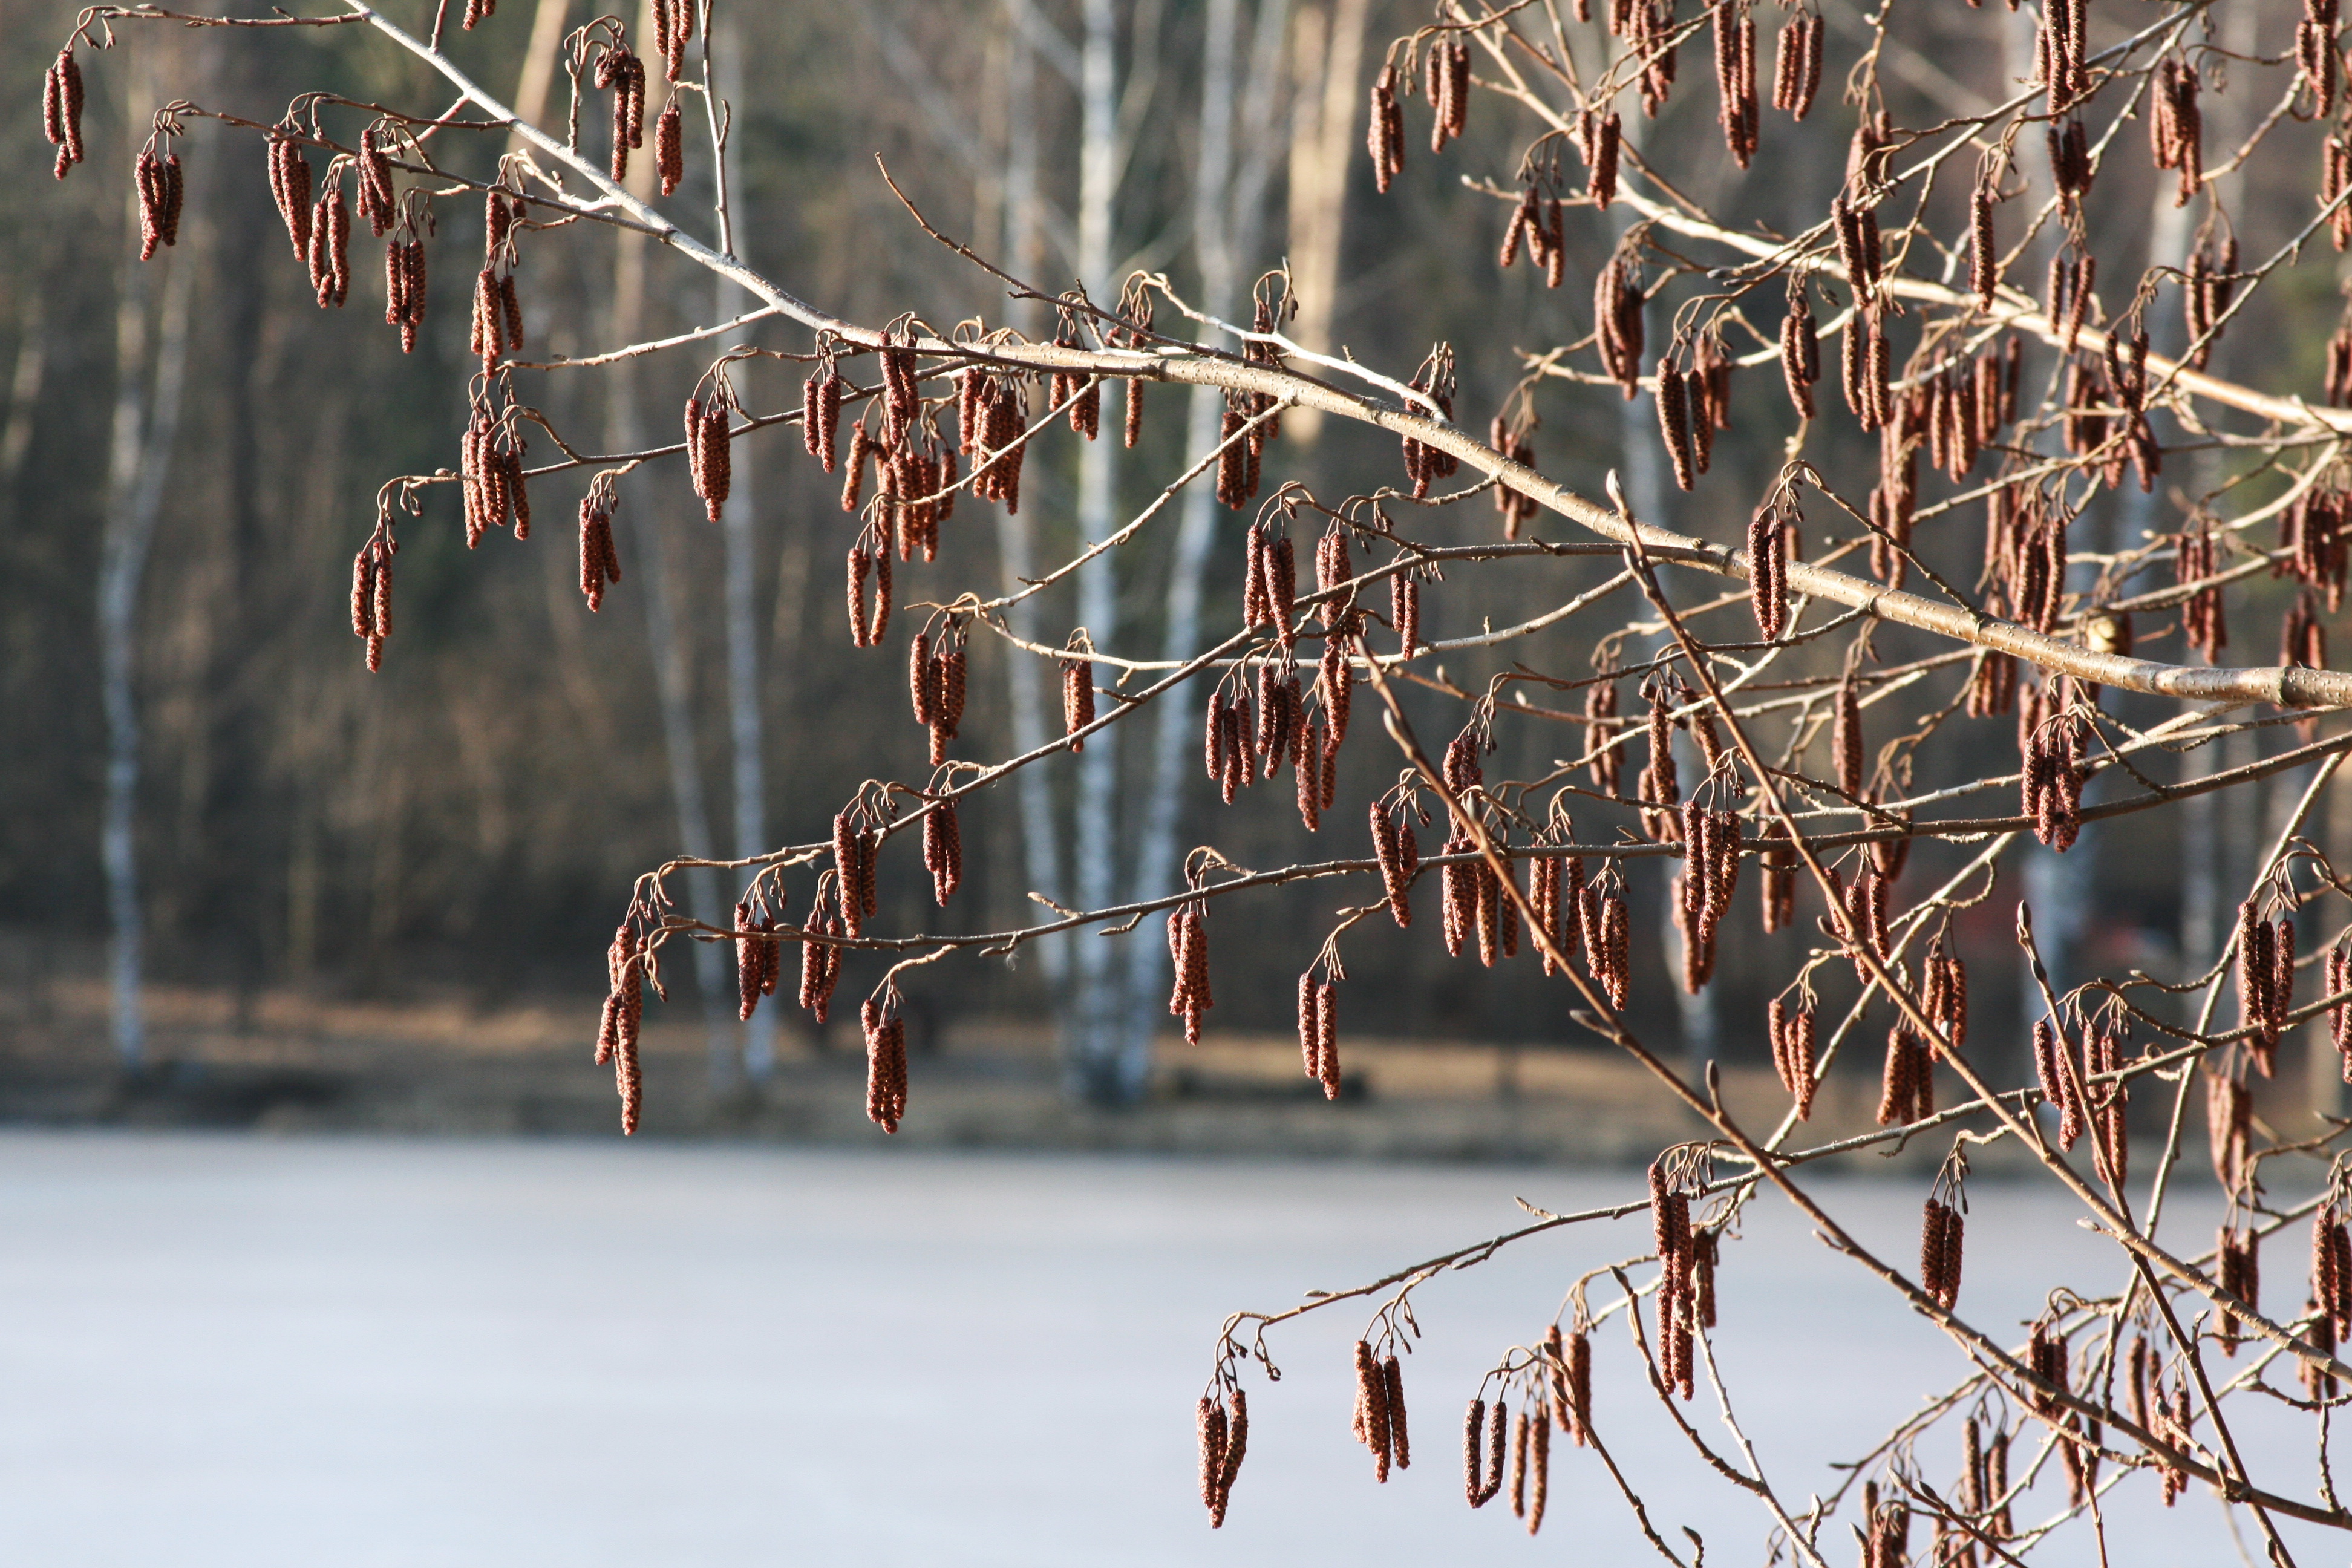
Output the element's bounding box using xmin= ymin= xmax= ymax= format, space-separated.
xmin=46 ymin=0 xmax=2352 ymax=1558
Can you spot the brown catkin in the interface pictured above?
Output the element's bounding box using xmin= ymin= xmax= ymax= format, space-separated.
xmin=1970 ymin=175 xmax=1998 ymax=306
xmin=1590 ymin=111 xmax=1621 ymax=207
xmin=1355 ymin=1340 xmax=1392 ymax=1481
xmin=1656 ymin=360 xmax=1697 ymax=491
xmin=1369 ymin=65 xmax=1403 ymax=193
xmin=924 ymin=799 xmax=962 ymax=905
xmin=1832 ymin=677 xmax=1864 ymax=799
xmin=1063 ymin=658 xmax=1096 ymax=750
xmin=1748 ymin=506 xmax=1786 ymax=640
xmin=1198 ymin=1398 xmax=1228 ymax=1519
xmin=655 ymin=99 xmax=683 ymax=196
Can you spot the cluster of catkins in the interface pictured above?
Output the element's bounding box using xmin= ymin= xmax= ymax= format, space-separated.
xmin=2327 ymin=938 xmax=2352 ymax=1075
xmin=683 ymin=387 xmax=732 ymax=521
xmin=2207 ymin=1061 xmax=2253 ymax=1193
xmin=2174 ymin=514 xmax=2227 ymax=662
xmin=831 ymin=809 xmax=881 ymax=938
xmin=1710 ymin=1 xmax=1759 ymax=168
xmin=1498 ymin=177 xmax=1567 ymax=289
xmin=1370 ymin=795 xmax=1422 ymax=927
xmin=2016 ymin=681 xmax=2085 ymax=850
xmin=383 ymin=232 xmax=428 ymax=354
xmin=1214 ymin=391 xmax=1275 ymax=509
xmin=267 ymin=132 xmax=314 ymax=269
xmin=595 ymin=924 xmax=646 ymax=1135
xmin=1652 ymin=333 xmax=1733 ymax=492
xmin=1203 ymin=661 xmax=1331 ymax=820
xmin=460 ymin=405 xmax=529 ymax=547
xmin=1670 ymin=800 xmax=1741 ymax=992
xmin=41 ymin=48 xmax=83 ymax=178
xmin=1527 ymin=841 xmax=1585 ymax=981
xmin=349 ymin=534 xmax=394 ymax=673
xmin=2284 ymin=591 xmax=2328 ymax=678
xmin=1648 ymin=1158 xmax=1712 ymax=1402
xmin=1167 ymin=900 xmax=1213 ymax=1045
xmin=470 ymin=191 xmax=527 ymax=369
xmin=732 ymin=897 xmax=782 ymax=1021
xmin=2281 ymin=485 xmax=2350 ymax=610
xmin=1399 ymin=364 xmax=1458 ymax=499
xmin=134 ymin=139 xmax=185 ymax=262
xmin=1594 ymin=252 xmax=1645 ymax=397
xmin=2148 ymin=51 xmax=2204 ymax=207
xmin=2215 ymin=1222 xmax=2261 ymax=1353
xmin=920 ymin=797 xmax=961 ymax=907
xmin=843 ymin=518 xmax=892 ymax=647
xmin=2123 ymin=1331 xmax=2193 ymax=1505
xmin=305 ymin=180 xmax=354 ymax=310
xmin=594 ymin=45 xmax=648 ymax=182
xmin=860 ymin=996 xmax=907 ymax=1134
xmin=906 ymin=624 xmax=968 ymax=766
xmin=1918 ymin=1194 xmax=1965 ymax=1312
xmin=356 ymin=127 xmax=397 ymax=235
xmin=1772 ymin=10 xmax=1824 ymax=119
xmin=1994 ymin=486 xmax=2069 ymax=639
xmin=2313 ymin=1199 xmax=2352 ymax=1344
xmin=1766 ymin=994 xmax=1818 ymax=1119
xmin=1195 ymin=1388 xmax=1248 ymax=1528
xmin=955 ymin=367 xmax=1031 ymax=513
xmin=1488 ymin=416 xmax=1540 ymax=537
xmin=1777 ymin=282 xmax=1819 ymax=417
xmin=1860 ymin=1492 xmax=1912 ymax=1568
xmin=797 ymin=881 xmax=845 ymax=1024
xmin=647 ymin=0 xmax=696 ymax=82
xmin=1295 ymin=970 xmax=1341 ymax=1099
xmin=576 ymin=489 xmax=622 ymax=612
xmin=1351 ymin=1340 xmax=1410 ymax=1484
xmin=2233 ymin=897 xmax=2298 ymax=1073
xmin=1875 ymin=1010 xmax=1933 ymax=1128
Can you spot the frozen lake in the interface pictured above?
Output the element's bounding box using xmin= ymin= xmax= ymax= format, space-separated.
xmin=0 ymin=1131 xmax=2327 ymax=1564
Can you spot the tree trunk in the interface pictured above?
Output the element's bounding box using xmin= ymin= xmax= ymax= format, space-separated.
xmin=993 ymin=5 xmax=1070 ymax=996
xmin=1063 ymin=0 xmax=1131 ymax=1105
xmin=100 ymin=49 xmax=197 ymax=1072
xmin=1279 ymin=0 xmax=1364 ymax=446
xmin=610 ymin=16 xmax=730 ymax=1065
xmin=714 ymin=10 xmax=772 ymax=1083
xmin=1120 ymin=0 xmax=1291 ymax=1091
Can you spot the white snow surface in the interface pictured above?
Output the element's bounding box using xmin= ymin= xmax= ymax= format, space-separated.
xmin=0 ymin=1130 xmax=2316 ymax=1565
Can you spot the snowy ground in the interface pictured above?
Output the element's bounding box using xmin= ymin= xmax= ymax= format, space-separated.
xmin=0 ymin=1131 xmax=2318 ymax=1565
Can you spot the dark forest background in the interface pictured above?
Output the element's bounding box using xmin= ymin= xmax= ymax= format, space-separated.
xmin=2 ymin=0 xmax=2347 ymax=1093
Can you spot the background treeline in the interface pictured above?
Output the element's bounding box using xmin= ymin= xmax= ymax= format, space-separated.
xmin=1 ymin=0 xmax=2344 ymax=1086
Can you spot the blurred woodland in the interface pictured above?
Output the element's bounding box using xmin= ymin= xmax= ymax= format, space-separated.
xmin=3 ymin=0 xmax=2350 ymax=1111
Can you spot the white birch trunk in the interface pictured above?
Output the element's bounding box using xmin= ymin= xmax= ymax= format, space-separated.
xmin=1119 ymin=0 xmax=1291 ymax=1084
xmin=994 ymin=8 xmax=1070 ymax=993
xmin=612 ymin=22 xmax=730 ymax=1061
xmin=714 ymin=11 xmax=771 ymax=1082
xmin=99 ymin=50 xmax=197 ymax=1072
xmin=1063 ymin=0 xmax=1130 ymax=1103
